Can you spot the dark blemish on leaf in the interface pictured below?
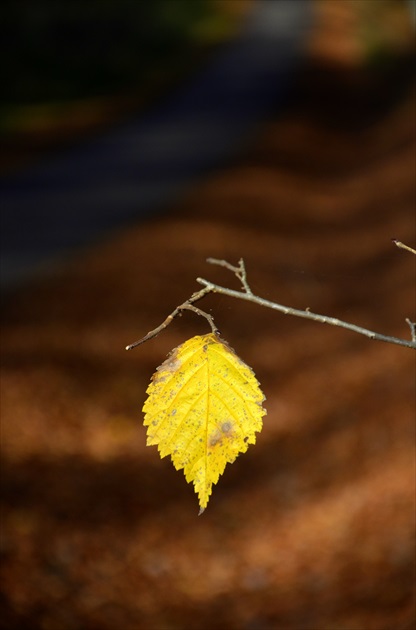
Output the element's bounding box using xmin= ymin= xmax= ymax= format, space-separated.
xmin=159 ymin=348 xmax=182 ymax=374
xmin=221 ymin=421 xmax=232 ymax=433
xmin=209 ymin=420 xmax=234 ymax=448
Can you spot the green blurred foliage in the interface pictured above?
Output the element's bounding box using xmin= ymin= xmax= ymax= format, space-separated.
xmin=0 ymin=0 xmax=232 ymax=106
xmin=358 ymin=0 xmax=415 ymax=67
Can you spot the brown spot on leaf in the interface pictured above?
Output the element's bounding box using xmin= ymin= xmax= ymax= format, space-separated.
xmin=209 ymin=430 xmax=222 ymax=447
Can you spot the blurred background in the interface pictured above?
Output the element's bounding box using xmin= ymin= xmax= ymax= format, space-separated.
xmin=1 ymin=1 xmax=415 ymax=629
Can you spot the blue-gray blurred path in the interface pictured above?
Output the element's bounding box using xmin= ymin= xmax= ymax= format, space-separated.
xmin=0 ymin=0 xmax=311 ymax=289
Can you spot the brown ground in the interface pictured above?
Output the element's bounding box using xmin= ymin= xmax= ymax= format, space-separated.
xmin=1 ymin=6 xmax=415 ymax=630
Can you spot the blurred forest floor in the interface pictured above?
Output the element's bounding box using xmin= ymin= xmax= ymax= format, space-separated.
xmin=1 ymin=2 xmax=415 ymax=629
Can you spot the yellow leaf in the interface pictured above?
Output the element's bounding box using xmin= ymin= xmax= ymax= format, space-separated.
xmin=142 ymin=333 xmax=266 ymax=514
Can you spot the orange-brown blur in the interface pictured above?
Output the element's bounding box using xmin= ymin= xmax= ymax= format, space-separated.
xmin=1 ymin=2 xmax=415 ymax=629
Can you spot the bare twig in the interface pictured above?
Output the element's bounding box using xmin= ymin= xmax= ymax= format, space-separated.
xmin=406 ymin=318 xmax=416 ymax=343
xmin=126 ymin=250 xmax=416 ymax=351
xmin=392 ymin=239 xmax=416 ymax=255
xmin=207 ymin=257 xmax=253 ymax=294
xmin=196 ymin=275 xmax=416 ymax=350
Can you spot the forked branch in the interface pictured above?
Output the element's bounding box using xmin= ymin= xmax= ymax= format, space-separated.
xmin=125 ymin=287 xmax=219 ymax=350
xmin=126 ymin=242 xmax=416 ymax=351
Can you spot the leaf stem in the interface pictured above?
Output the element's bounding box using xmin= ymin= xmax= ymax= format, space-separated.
xmin=180 ymin=303 xmax=219 ymax=335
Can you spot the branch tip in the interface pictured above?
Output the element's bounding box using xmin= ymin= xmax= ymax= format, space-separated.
xmin=406 ymin=318 xmax=416 ymax=343
xmin=393 ymin=240 xmax=416 ymax=255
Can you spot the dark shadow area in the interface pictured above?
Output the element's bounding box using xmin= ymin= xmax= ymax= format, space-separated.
xmin=0 ymin=0 xmax=311 ymax=290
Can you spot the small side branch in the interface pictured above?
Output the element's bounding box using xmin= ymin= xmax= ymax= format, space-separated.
xmin=207 ymin=257 xmax=252 ymax=294
xmin=125 ymin=286 xmax=218 ymax=350
xmin=406 ymin=318 xmax=416 ymax=343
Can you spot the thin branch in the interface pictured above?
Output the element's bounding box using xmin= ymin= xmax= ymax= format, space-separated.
xmin=126 ymin=253 xmax=416 ymax=351
xmin=196 ymin=276 xmax=416 ymax=350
